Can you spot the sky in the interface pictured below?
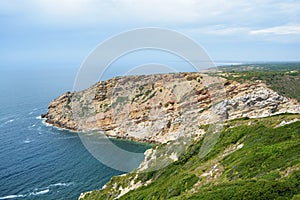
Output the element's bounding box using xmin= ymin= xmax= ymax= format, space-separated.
xmin=0 ymin=0 xmax=300 ymax=69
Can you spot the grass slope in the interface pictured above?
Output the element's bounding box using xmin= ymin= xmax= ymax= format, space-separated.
xmin=83 ymin=114 xmax=300 ymax=200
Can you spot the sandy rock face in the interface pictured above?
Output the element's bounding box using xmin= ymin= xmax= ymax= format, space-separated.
xmin=42 ymin=92 xmax=76 ymax=130
xmin=43 ymin=72 xmax=300 ymax=143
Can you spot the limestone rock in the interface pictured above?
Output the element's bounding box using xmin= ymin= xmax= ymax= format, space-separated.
xmin=42 ymin=72 xmax=300 ymax=143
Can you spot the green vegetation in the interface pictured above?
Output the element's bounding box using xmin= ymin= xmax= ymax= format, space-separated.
xmin=82 ymin=114 xmax=300 ymax=200
xmin=143 ymin=89 xmax=152 ymax=98
xmin=131 ymin=84 xmax=157 ymax=104
xmin=141 ymin=91 xmax=156 ymax=103
xmin=187 ymin=175 xmax=300 ymax=200
xmin=218 ymin=62 xmax=300 ymax=72
xmin=217 ymin=63 xmax=300 ymax=101
xmin=111 ymin=96 xmax=129 ymax=108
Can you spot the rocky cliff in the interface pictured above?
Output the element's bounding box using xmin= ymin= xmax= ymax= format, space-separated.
xmin=42 ymin=72 xmax=300 ymax=144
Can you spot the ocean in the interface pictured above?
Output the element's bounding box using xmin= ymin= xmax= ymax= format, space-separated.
xmin=0 ymin=66 xmax=150 ymax=200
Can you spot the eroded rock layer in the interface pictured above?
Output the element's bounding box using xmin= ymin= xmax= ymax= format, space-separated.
xmin=42 ymin=72 xmax=300 ymax=143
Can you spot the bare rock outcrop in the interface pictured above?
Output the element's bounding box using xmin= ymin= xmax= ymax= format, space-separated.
xmin=43 ymin=73 xmax=300 ymax=143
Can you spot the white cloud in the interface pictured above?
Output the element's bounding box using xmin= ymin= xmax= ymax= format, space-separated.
xmin=33 ymin=0 xmax=95 ymax=17
xmin=180 ymin=23 xmax=300 ymax=44
xmin=184 ymin=25 xmax=249 ymax=36
xmin=0 ymin=0 xmax=299 ymax=29
xmin=28 ymin=0 xmax=249 ymax=24
xmin=30 ymin=0 xmax=111 ymax=25
xmin=250 ymin=25 xmax=300 ymax=35
xmin=1 ymin=0 xmax=300 ymax=61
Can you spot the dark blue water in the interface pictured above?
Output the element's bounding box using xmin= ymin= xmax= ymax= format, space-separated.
xmin=0 ymin=66 xmax=150 ymax=199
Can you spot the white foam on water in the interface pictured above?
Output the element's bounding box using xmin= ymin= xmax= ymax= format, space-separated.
xmin=42 ymin=120 xmax=79 ymax=134
xmin=0 ymin=194 xmax=25 ymax=199
xmin=0 ymin=188 xmax=50 ymax=199
xmin=27 ymin=124 xmax=37 ymax=130
xmin=4 ymin=119 xmax=15 ymax=124
xmin=1 ymin=119 xmax=16 ymax=127
xmin=23 ymin=139 xmax=31 ymax=144
xmin=37 ymin=115 xmax=79 ymax=134
xmin=29 ymin=189 xmax=49 ymax=196
xmin=41 ymin=121 xmax=52 ymax=127
xmin=49 ymin=182 xmax=74 ymax=187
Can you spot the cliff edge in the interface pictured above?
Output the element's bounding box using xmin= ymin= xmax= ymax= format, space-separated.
xmin=42 ymin=72 xmax=300 ymax=144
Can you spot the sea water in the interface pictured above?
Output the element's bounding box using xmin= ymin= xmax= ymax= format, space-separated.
xmin=0 ymin=65 xmax=150 ymax=199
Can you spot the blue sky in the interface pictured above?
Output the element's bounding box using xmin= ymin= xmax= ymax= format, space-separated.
xmin=0 ymin=0 xmax=300 ymax=68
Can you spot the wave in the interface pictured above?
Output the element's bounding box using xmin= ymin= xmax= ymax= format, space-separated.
xmin=0 ymin=194 xmax=25 ymax=199
xmin=29 ymin=189 xmax=49 ymax=196
xmin=0 ymin=119 xmax=16 ymax=128
xmin=49 ymin=182 xmax=74 ymax=187
xmin=23 ymin=139 xmax=31 ymax=144
xmin=41 ymin=120 xmax=79 ymax=134
xmin=41 ymin=120 xmax=52 ymax=127
xmin=26 ymin=124 xmax=37 ymax=131
xmin=0 ymin=115 xmax=17 ymax=123
xmin=4 ymin=119 xmax=15 ymax=124
xmin=36 ymin=115 xmax=79 ymax=134
xmin=0 ymin=188 xmax=49 ymax=199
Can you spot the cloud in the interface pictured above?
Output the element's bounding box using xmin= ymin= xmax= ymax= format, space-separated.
xmin=0 ymin=0 xmax=299 ymax=33
xmin=0 ymin=0 xmax=291 ymax=25
xmin=189 ymin=24 xmax=300 ymax=37
xmin=27 ymin=0 xmax=250 ymax=25
xmin=33 ymin=0 xmax=96 ymax=18
xmin=0 ymin=0 xmax=299 ymax=63
xmin=180 ymin=23 xmax=300 ymax=45
xmin=1 ymin=0 xmax=299 ymax=46
xmin=250 ymin=25 xmax=300 ymax=35
xmin=184 ymin=25 xmax=250 ymax=36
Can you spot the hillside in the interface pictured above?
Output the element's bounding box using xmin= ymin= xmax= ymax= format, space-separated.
xmin=216 ymin=63 xmax=300 ymax=101
xmin=80 ymin=114 xmax=300 ymax=199
xmin=42 ymin=64 xmax=300 ymax=199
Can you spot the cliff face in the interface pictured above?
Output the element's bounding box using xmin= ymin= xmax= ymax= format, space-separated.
xmin=42 ymin=72 xmax=300 ymax=143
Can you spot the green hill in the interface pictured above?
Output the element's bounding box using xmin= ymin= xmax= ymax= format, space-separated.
xmin=217 ymin=63 xmax=300 ymax=101
xmin=81 ymin=113 xmax=300 ymax=200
